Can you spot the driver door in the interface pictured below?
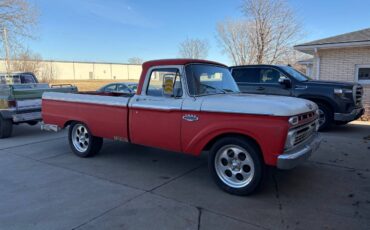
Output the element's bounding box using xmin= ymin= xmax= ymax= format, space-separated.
xmin=129 ymin=67 xmax=184 ymax=152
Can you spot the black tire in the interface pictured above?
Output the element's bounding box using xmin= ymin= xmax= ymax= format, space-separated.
xmin=317 ymin=103 xmax=333 ymax=131
xmin=0 ymin=116 xmax=13 ymax=139
xmin=68 ymin=122 xmax=103 ymax=157
xmin=208 ymin=136 xmax=265 ymax=196
xmin=335 ymin=121 xmax=349 ymax=126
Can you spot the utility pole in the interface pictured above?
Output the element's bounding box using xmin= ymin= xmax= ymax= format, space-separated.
xmin=2 ymin=27 xmax=11 ymax=74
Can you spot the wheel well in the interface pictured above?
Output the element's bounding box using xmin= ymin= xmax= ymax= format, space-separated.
xmin=203 ymin=133 xmax=263 ymax=157
xmin=64 ymin=120 xmax=78 ymax=128
xmin=303 ymin=98 xmax=333 ymax=112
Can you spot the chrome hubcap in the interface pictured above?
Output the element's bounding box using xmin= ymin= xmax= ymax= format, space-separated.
xmin=318 ymin=109 xmax=326 ymax=126
xmin=214 ymin=145 xmax=255 ymax=188
xmin=72 ymin=124 xmax=90 ymax=152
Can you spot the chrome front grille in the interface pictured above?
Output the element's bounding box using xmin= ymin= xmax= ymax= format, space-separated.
xmin=293 ymin=120 xmax=317 ymax=146
xmin=297 ymin=111 xmax=316 ymax=123
xmin=353 ymin=85 xmax=363 ymax=106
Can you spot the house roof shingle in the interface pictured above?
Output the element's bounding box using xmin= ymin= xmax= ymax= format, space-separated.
xmin=295 ymin=28 xmax=370 ymax=47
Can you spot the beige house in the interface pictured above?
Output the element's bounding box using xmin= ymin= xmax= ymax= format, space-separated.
xmin=295 ymin=28 xmax=370 ymax=118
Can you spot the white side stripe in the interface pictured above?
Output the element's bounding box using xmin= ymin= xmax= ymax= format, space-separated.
xmin=42 ymin=92 xmax=129 ymax=107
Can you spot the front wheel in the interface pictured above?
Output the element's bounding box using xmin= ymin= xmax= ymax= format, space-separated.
xmin=209 ymin=136 xmax=265 ymax=196
xmin=335 ymin=121 xmax=349 ymax=126
xmin=68 ymin=122 xmax=103 ymax=157
xmin=317 ymin=103 xmax=333 ymax=131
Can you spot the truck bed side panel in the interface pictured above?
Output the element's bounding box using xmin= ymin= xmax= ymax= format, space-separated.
xmin=42 ymin=93 xmax=129 ymax=140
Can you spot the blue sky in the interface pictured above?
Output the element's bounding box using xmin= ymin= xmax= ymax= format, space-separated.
xmin=28 ymin=0 xmax=370 ymax=65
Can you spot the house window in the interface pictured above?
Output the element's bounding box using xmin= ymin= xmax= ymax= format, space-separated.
xmin=356 ymin=65 xmax=370 ymax=84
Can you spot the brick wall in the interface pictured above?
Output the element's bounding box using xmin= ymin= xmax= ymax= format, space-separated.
xmin=312 ymin=47 xmax=370 ymax=119
xmin=362 ymin=85 xmax=370 ymax=121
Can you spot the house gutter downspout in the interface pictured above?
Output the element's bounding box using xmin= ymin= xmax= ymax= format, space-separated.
xmin=314 ymin=48 xmax=320 ymax=80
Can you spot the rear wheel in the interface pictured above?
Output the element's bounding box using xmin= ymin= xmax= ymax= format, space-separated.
xmin=0 ymin=116 xmax=13 ymax=138
xmin=317 ymin=103 xmax=333 ymax=131
xmin=68 ymin=122 xmax=103 ymax=157
xmin=209 ymin=136 xmax=265 ymax=196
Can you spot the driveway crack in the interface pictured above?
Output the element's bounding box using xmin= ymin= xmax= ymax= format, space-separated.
xmin=197 ymin=206 xmax=202 ymax=230
xmin=272 ymin=171 xmax=285 ymax=228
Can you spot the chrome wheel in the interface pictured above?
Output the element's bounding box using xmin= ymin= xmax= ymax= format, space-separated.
xmin=214 ymin=145 xmax=255 ymax=188
xmin=71 ymin=124 xmax=90 ymax=152
xmin=318 ymin=109 xmax=326 ymax=127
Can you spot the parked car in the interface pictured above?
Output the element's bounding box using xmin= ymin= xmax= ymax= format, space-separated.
xmin=41 ymin=59 xmax=321 ymax=195
xmin=0 ymin=72 xmax=77 ymax=138
xmin=230 ymin=65 xmax=365 ymax=130
xmin=97 ymin=82 xmax=138 ymax=94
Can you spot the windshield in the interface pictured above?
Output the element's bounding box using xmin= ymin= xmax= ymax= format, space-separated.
xmin=280 ymin=66 xmax=311 ymax=82
xmin=185 ymin=64 xmax=240 ymax=96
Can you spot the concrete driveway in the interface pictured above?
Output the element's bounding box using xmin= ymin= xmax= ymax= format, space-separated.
xmin=0 ymin=123 xmax=369 ymax=230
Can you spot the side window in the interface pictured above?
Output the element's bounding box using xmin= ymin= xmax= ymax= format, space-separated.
xmin=259 ymin=68 xmax=284 ymax=84
xmin=117 ymin=84 xmax=129 ymax=92
xmin=231 ymin=68 xmax=260 ymax=83
xmin=20 ymin=74 xmax=37 ymax=84
xmin=147 ymin=68 xmax=182 ymax=97
xmin=12 ymin=75 xmax=21 ymax=84
xmin=104 ymin=84 xmax=117 ymax=92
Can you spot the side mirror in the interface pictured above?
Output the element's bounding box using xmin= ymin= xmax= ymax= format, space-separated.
xmin=278 ymin=77 xmax=292 ymax=88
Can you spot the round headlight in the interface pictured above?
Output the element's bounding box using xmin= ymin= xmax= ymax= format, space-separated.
xmin=289 ymin=116 xmax=299 ymax=126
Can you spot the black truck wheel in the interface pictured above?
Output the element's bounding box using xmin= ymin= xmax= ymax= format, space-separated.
xmin=209 ymin=136 xmax=265 ymax=196
xmin=0 ymin=116 xmax=13 ymax=138
xmin=317 ymin=103 xmax=333 ymax=131
xmin=68 ymin=122 xmax=103 ymax=157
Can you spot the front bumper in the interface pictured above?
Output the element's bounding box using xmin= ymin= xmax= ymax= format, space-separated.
xmin=277 ymin=133 xmax=322 ymax=170
xmin=334 ymin=108 xmax=365 ymax=122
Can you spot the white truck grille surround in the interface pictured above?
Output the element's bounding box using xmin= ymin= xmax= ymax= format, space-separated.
xmin=285 ymin=112 xmax=319 ymax=150
xmin=293 ymin=120 xmax=317 ymax=146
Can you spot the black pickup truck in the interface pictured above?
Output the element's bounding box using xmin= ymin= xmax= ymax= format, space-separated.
xmin=230 ymin=65 xmax=365 ymax=130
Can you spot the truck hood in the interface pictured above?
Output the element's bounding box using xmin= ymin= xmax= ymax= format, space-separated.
xmin=304 ymin=80 xmax=356 ymax=88
xmin=199 ymin=94 xmax=317 ymax=116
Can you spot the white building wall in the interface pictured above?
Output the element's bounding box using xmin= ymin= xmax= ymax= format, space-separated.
xmin=0 ymin=60 xmax=142 ymax=80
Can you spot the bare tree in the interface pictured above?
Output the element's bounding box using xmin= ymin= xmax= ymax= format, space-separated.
xmin=11 ymin=49 xmax=55 ymax=83
xmin=217 ymin=20 xmax=255 ymax=65
xmin=0 ymin=0 xmax=38 ymax=50
xmin=11 ymin=48 xmax=41 ymax=72
xmin=127 ymin=57 xmax=144 ymax=65
xmin=178 ymin=38 xmax=209 ymax=59
xmin=217 ymin=0 xmax=303 ymax=65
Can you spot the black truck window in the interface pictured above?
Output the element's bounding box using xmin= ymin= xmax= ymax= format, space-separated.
xmin=259 ymin=68 xmax=282 ymax=84
xmin=20 ymin=74 xmax=37 ymax=84
xmin=232 ymin=68 xmax=260 ymax=83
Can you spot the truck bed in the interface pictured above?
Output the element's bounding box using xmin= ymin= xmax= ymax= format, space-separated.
xmin=42 ymin=92 xmax=132 ymax=141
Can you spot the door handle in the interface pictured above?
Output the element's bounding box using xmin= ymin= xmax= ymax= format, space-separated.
xmin=256 ymin=86 xmax=265 ymax=91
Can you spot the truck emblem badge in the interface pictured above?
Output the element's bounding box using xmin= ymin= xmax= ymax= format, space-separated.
xmin=183 ymin=114 xmax=199 ymax=122
xmin=306 ymin=103 xmax=313 ymax=110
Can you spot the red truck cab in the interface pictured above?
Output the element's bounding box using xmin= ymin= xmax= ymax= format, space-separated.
xmin=42 ymin=59 xmax=321 ymax=195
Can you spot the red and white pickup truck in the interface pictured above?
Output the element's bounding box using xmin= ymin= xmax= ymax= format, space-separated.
xmin=42 ymin=59 xmax=321 ymax=195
